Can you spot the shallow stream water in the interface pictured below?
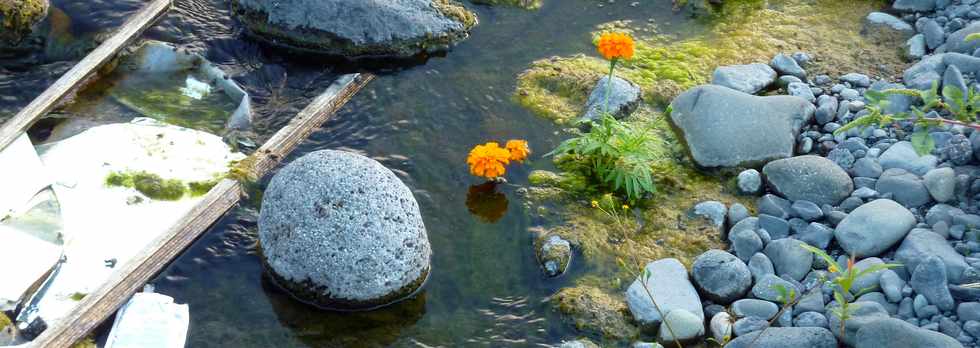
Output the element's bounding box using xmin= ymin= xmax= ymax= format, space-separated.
xmin=1 ymin=0 xmax=712 ymax=346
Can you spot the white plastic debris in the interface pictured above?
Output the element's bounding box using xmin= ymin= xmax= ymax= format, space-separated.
xmin=104 ymin=291 xmax=189 ymax=348
xmin=179 ymin=75 xmax=211 ymax=100
xmin=18 ymin=118 xmax=243 ymax=329
xmin=0 ymin=133 xmax=50 ymax=218
xmin=0 ymin=189 xmax=63 ymax=312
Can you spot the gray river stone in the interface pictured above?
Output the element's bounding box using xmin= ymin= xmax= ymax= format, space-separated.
xmin=692 ymin=250 xmax=751 ymax=304
xmin=834 ymin=199 xmax=915 ymax=258
xmin=947 ymin=21 xmax=980 ymax=55
xmin=855 ymin=318 xmax=964 ymax=348
xmin=725 ymin=327 xmax=837 ymax=348
xmin=762 ymin=155 xmax=853 ymax=206
xmin=896 ymin=228 xmax=970 ymax=283
xmin=924 ymin=167 xmax=956 ymax=203
xmin=668 ymin=85 xmax=814 ymax=168
xmin=711 ymin=63 xmax=777 ymax=94
xmin=580 ymin=76 xmax=642 ymax=125
xmin=828 ymin=301 xmax=890 ymax=347
xmin=911 ymin=256 xmax=955 ymax=311
xmin=875 ymin=168 xmax=931 ymax=208
xmin=764 ymin=238 xmax=813 ymax=281
xmin=771 ymin=53 xmax=807 ymax=80
xmin=232 ymin=0 xmax=477 ymax=57
xmin=862 ymin=12 xmax=915 ymax=45
xmin=892 ymin=0 xmax=936 ymax=12
xmin=258 ymin=150 xmax=431 ymax=310
xmin=879 ymin=141 xmax=938 ymax=176
xmin=626 ymin=258 xmax=703 ymax=327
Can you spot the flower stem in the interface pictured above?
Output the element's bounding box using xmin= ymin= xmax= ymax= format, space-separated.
xmin=603 ymin=59 xmax=617 ymax=115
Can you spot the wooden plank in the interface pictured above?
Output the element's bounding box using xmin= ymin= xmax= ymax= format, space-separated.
xmin=0 ymin=0 xmax=172 ymax=153
xmin=30 ymin=73 xmax=374 ymax=348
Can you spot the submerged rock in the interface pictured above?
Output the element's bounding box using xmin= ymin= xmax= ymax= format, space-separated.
xmin=232 ymin=0 xmax=477 ymax=57
xmin=535 ymin=234 xmax=571 ymax=277
xmin=0 ymin=0 xmax=49 ymax=46
xmin=552 ymin=286 xmax=638 ymax=340
xmin=668 ymin=85 xmax=814 ymax=168
xmin=258 ymin=150 xmax=431 ymax=310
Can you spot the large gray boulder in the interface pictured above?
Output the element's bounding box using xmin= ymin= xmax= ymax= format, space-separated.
xmin=892 ymin=0 xmax=936 ymax=12
xmin=910 ymin=256 xmax=955 ymax=311
xmin=626 ymin=258 xmax=703 ymax=327
xmin=0 ymin=0 xmax=48 ymax=46
xmin=762 ymin=155 xmax=853 ymax=206
xmin=725 ymin=327 xmax=837 ymax=348
xmin=258 ymin=150 xmax=431 ymax=310
xmin=834 ymin=199 xmax=915 ymax=258
xmin=763 ymin=239 xmax=813 ymax=281
xmin=946 ymin=21 xmax=980 ymax=55
xmin=827 ymin=301 xmax=890 ymax=346
xmin=668 ymin=85 xmax=814 ymax=168
xmin=232 ymin=0 xmax=477 ymax=57
xmin=862 ymin=12 xmax=915 ymax=45
xmin=855 ymin=318 xmax=964 ymax=348
xmin=711 ymin=63 xmax=777 ymax=94
xmin=691 ymin=250 xmax=752 ymax=304
xmin=895 ymin=228 xmax=970 ymax=283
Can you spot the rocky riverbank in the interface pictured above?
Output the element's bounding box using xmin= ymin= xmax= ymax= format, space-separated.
xmin=523 ymin=0 xmax=980 ymax=347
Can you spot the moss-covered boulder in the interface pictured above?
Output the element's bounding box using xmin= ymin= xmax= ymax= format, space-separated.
xmin=232 ymin=0 xmax=477 ymax=57
xmin=552 ymin=285 xmax=639 ymax=341
xmin=0 ymin=0 xmax=49 ymax=46
xmin=471 ymin=0 xmax=542 ymax=10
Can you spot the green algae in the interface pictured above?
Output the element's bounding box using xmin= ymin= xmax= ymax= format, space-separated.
xmin=0 ymin=312 xmax=10 ymax=331
xmin=109 ymin=71 xmax=239 ymax=134
xmin=69 ymin=292 xmax=86 ymax=301
xmin=0 ymin=0 xmax=48 ymax=45
xmin=106 ymin=170 xmax=224 ymax=200
xmin=516 ymin=0 xmax=903 ymax=122
xmin=551 ymin=285 xmax=639 ymax=341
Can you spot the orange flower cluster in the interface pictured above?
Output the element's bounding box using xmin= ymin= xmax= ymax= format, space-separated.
xmin=596 ymin=32 xmax=635 ymax=61
xmin=467 ymin=140 xmax=531 ymax=179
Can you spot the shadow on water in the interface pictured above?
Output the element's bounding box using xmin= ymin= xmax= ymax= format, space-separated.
xmin=1 ymin=0 xmax=704 ymax=346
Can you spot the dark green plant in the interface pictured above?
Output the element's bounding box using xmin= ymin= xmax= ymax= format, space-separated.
xmin=835 ymin=81 xmax=980 ymax=155
xmin=800 ymin=244 xmax=900 ymax=340
xmin=547 ymin=113 xmax=663 ymax=203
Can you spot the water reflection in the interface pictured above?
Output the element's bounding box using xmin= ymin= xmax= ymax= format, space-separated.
xmin=466 ymin=182 xmax=510 ymax=223
xmin=264 ymin=277 xmax=427 ymax=348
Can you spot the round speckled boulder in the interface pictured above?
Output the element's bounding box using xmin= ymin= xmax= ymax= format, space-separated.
xmin=258 ymin=150 xmax=431 ymax=310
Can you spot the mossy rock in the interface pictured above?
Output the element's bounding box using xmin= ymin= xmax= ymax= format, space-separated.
xmin=552 ymin=285 xmax=639 ymax=341
xmin=515 ymin=0 xmax=904 ymax=122
xmin=471 ymin=0 xmax=543 ymax=10
xmin=0 ymin=0 xmax=49 ymax=46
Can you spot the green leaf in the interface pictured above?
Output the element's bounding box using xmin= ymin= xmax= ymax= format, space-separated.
xmin=966 ymin=33 xmax=980 ymax=42
xmin=910 ymin=130 xmax=935 ymax=156
xmin=799 ymin=243 xmax=838 ymax=270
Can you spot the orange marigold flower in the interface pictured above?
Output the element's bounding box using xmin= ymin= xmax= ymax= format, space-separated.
xmin=505 ymin=139 xmax=531 ymax=162
xmin=596 ymin=32 xmax=635 ymax=61
xmin=467 ymin=142 xmax=511 ymax=179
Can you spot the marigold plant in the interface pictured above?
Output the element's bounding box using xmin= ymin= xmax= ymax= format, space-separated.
xmin=505 ymin=139 xmax=531 ymax=162
xmin=596 ymin=32 xmax=635 ymax=61
xmin=467 ymin=142 xmax=511 ymax=179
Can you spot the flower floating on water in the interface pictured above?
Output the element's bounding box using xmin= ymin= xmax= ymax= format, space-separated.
xmin=596 ymin=32 xmax=635 ymax=61
xmin=467 ymin=142 xmax=511 ymax=179
xmin=505 ymin=139 xmax=531 ymax=162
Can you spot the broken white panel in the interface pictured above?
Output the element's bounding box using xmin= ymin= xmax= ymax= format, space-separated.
xmin=105 ymin=292 xmax=189 ymax=348
xmin=0 ymin=134 xmax=50 ymax=218
xmin=127 ymin=41 xmax=252 ymax=131
xmin=20 ymin=118 xmax=243 ymax=329
xmin=0 ymin=190 xmax=63 ymax=312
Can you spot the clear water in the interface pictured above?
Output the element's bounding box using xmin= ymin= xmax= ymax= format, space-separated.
xmin=1 ymin=0 xmax=702 ymax=346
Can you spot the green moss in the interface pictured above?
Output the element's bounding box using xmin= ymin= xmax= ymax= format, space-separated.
xmin=105 ymin=171 xmax=187 ymax=201
xmin=552 ymin=285 xmax=639 ymax=342
xmin=471 ymin=0 xmax=543 ymax=10
xmin=515 ymin=0 xmax=903 ymax=121
xmin=69 ymin=292 xmax=86 ymax=301
xmin=432 ymin=0 xmax=479 ymax=28
xmin=71 ymin=337 xmax=97 ymax=348
xmin=0 ymin=312 xmax=10 ymax=331
xmin=0 ymin=0 xmax=47 ymax=44
xmin=188 ymin=178 xmax=220 ymax=196
xmin=528 ymin=170 xmax=588 ymax=192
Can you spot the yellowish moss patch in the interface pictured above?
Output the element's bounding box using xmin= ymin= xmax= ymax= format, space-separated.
xmin=471 ymin=0 xmax=543 ymax=10
xmin=552 ymin=285 xmax=639 ymax=341
xmin=515 ymin=0 xmax=904 ymax=122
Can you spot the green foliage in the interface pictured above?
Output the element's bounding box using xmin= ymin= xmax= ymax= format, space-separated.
xmin=548 ymin=113 xmax=663 ymax=203
xmin=799 ymin=244 xmax=900 ymax=339
xmin=106 ymin=171 xmax=187 ymax=201
xmin=835 ymin=81 xmax=980 ymax=156
xmin=967 ymin=33 xmax=980 ymax=43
